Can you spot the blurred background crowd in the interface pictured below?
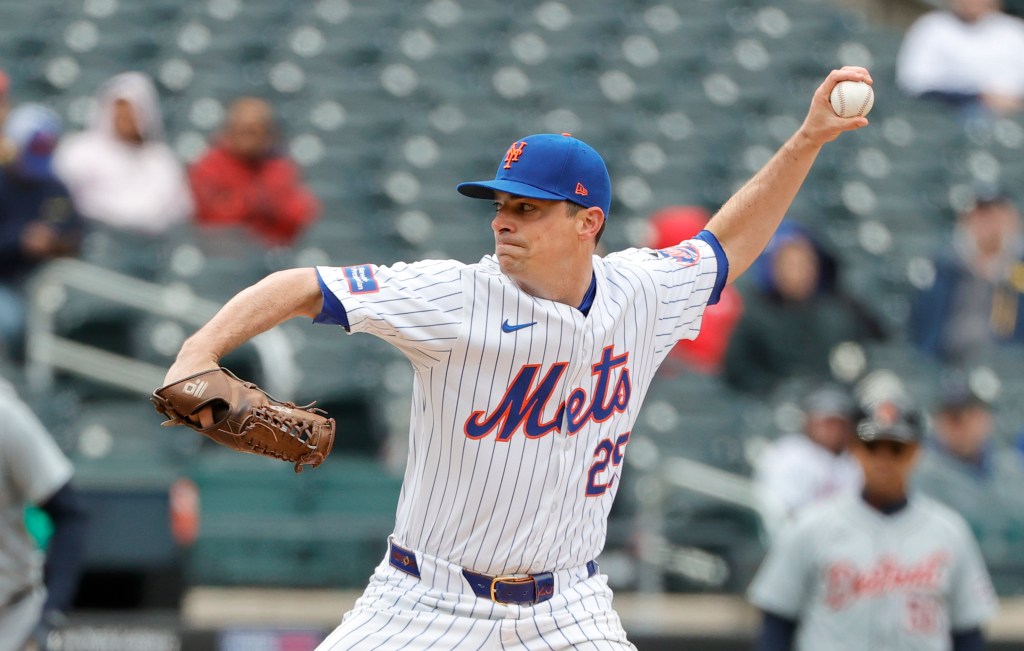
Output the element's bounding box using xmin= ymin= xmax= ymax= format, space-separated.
xmin=2 ymin=0 xmax=1024 ymax=642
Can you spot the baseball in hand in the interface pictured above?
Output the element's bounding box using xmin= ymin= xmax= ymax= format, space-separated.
xmin=829 ymin=80 xmax=874 ymax=118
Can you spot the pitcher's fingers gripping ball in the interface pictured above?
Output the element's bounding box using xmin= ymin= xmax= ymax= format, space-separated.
xmin=151 ymin=367 xmax=335 ymax=472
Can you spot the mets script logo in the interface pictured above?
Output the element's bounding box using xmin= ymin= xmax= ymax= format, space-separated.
xmin=464 ymin=346 xmax=631 ymax=441
xmin=657 ymin=243 xmax=701 ymax=267
xmin=825 ymin=553 xmax=949 ymax=610
xmin=503 ymin=141 xmax=528 ymax=169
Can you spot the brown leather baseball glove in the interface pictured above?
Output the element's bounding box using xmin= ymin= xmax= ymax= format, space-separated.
xmin=151 ymin=367 xmax=335 ymax=473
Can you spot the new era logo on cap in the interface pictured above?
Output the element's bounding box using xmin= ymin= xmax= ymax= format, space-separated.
xmin=457 ymin=133 xmax=612 ymax=219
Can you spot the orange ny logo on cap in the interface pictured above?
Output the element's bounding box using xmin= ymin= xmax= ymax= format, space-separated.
xmin=503 ymin=140 xmax=528 ymax=169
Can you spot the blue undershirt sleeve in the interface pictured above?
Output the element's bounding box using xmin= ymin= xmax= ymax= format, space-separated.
xmin=952 ymin=627 xmax=985 ymax=651
xmin=756 ymin=611 xmax=798 ymax=651
xmin=313 ymin=269 xmax=350 ymax=330
xmin=39 ymin=482 xmax=88 ymax=614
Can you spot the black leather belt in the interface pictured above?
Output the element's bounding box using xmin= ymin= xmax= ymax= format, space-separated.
xmin=388 ymin=540 xmax=598 ymax=605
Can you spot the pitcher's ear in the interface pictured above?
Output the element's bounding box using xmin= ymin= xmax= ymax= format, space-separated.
xmin=578 ymin=206 xmax=604 ymax=239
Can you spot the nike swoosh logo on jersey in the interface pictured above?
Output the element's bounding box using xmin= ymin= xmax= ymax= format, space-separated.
xmin=501 ymin=319 xmax=537 ymax=333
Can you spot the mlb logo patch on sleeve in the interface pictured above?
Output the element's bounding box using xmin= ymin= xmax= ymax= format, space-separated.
xmin=657 ymin=243 xmax=701 ymax=267
xmin=344 ymin=264 xmax=380 ymax=293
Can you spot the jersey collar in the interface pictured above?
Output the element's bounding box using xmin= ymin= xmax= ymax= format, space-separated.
xmin=577 ymin=272 xmax=597 ymax=315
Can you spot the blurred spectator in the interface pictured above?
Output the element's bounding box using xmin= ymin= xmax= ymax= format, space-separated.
xmin=646 ymin=205 xmax=743 ymax=375
xmin=189 ymin=97 xmax=320 ymax=248
xmin=53 ymin=71 xmax=191 ymax=236
xmin=753 ymin=384 xmax=863 ymax=529
xmin=0 ymin=104 xmax=84 ymax=359
xmin=723 ymin=222 xmax=886 ymax=395
xmin=0 ymin=69 xmax=10 ymax=158
xmin=896 ymin=0 xmax=1024 ymax=122
xmin=909 ymin=189 xmax=1024 ymax=364
xmin=912 ymin=375 xmax=1024 ymax=591
xmin=0 ymin=374 xmax=87 ymax=649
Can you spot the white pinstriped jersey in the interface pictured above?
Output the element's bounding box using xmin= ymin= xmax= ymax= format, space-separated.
xmin=315 ymin=236 xmax=723 ymax=576
xmin=748 ymin=493 xmax=998 ymax=651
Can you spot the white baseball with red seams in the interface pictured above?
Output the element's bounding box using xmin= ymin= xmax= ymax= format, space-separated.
xmin=830 ymin=80 xmax=875 ymax=118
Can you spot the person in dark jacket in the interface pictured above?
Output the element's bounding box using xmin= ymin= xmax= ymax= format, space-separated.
xmin=724 ymin=221 xmax=886 ymax=395
xmin=0 ymin=104 xmax=84 ymax=358
xmin=910 ymin=189 xmax=1024 ymax=365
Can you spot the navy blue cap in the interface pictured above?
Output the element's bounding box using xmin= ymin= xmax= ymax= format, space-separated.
xmin=855 ymin=400 xmax=922 ymax=444
xmin=804 ymin=384 xmax=856 ymax=419
xmin=969 ymin=182 xmax=1010 ymax=209
xmin=937 ymin=375 xmax=988 ymax=412
xmin=457 ymin=133 xmax=612 ymax=219
xmin=4 ymin=103 xmax=62 ymax=180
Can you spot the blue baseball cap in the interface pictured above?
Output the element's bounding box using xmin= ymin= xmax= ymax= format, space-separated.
xmin=457 ymin=133 xmax=612 ymax=219
xmin=4 ymin=103 xmax=62 ymax=181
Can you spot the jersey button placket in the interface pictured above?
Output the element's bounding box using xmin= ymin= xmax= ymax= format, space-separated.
xmin=528 ymin=309 xmax=590 ymax=572
xmin=527 ymin=431 xmax=569 ymax=572
xmin=524 ymin=450 xmax=568 ymax=573
xmin=536 ymin=317 xmax=593 ymax=570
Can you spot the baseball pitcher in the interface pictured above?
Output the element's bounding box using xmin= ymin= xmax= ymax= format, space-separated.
xmin=157 ymin=67 xmax=873 ymax=650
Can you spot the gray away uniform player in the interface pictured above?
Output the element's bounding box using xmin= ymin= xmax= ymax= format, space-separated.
xmin=0 ymin=377 xmax=86 ymax=651
xmin=748 ymin=396 xmax=998 ymax=651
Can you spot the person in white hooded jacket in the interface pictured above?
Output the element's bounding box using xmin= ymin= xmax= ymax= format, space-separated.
xmin=54 ymin=72 xmax=192 ymax=236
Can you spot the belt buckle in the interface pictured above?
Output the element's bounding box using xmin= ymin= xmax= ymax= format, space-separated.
xmin=489 ymin=575 xmax=536 ymax=605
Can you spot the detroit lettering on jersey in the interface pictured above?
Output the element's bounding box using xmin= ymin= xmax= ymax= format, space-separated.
xmin=313 ymin=235 xmax=724 ymax=575
xmin=826 ymin=552 xmax=949 ymax=609
xmin=464 ymin=346 xmax=631 ymax=441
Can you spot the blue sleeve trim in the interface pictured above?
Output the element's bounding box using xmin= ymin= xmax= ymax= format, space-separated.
xmin=951 ymin=627 xmax=985 ymax=651
xmin=695 ymin=229 xmax=729 ymax=305
xmin=756 ymin=611 xmax=798 ymax=651
xmin=39 ymin=482 xmax=88 ymax=614
xmin=313 ymin=269 xmax=350 ymax=330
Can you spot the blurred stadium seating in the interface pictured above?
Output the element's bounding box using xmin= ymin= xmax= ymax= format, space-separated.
xmin=5 ymin=0 xmax=1024 ymax=606
xmin=185 ymin=450 xmax=401 ymax=588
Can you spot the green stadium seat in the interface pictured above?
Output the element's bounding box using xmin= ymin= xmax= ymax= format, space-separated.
xmin=185 ymin=451 xmax=402 ymax=587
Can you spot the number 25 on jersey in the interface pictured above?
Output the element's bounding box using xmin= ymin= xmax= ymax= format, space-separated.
xmin=587 ymin=432 xmax=630 ymax=496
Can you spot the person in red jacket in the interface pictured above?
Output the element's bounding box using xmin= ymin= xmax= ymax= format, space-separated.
xmin=647 ymin=205 xmax=744 ymax=375
xmin=189 ymin=97 xmax=320 ymax=247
